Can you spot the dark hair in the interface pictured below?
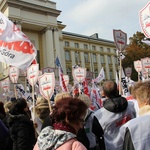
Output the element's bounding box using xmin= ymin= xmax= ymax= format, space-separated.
xmin=0 ymin=101 xmax=6 ymax=119
xmin=9 ymin=98 xmax=27 ymax=115
xmin=51 ymin=97 xmax=87 ymax=124
xmin=102 ymin=80 xmax=119 ymax=98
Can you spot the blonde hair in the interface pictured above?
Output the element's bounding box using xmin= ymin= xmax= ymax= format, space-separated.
xmin=78 ymin=94 xmax=91 ymax=108
xmin=133 ymin=81 xmax=150 ymax=105
xmin=54 ymin=92 xmax=71 ymax=104
xmin=4 ymin=101 xmax=12 ymax=113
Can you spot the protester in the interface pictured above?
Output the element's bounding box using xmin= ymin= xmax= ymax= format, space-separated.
xmin=120 ymin=80 xmax=150 ymax=150
xmin=77 ymin=94 xmax=98 ymax=150
xmin=7 ymin=98 xmax=36 ymax=150
xmin=41 ymin=92 xmax=71 ymax=130
xmin=0 ymin=101 xmax=11 ymax=150
xmin=0 ymin=119 xmax=9 ymax=142
xmin=4 ymin=101 xmax=12 ymax=113
xmin=34 ymin=96 xmax=50 ymax=134
xmin=93 ymin=80 xmax=136 ymax=150
xmin=34 ymin=97 xmax=88 ymax=150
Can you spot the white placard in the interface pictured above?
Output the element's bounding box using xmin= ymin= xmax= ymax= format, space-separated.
xmin=63 ymin=75 xmax=69 ymax=86
xmin=9 ymin=66 xmax=19 ymax=83
xmin=134 ymin=60 xmax=142 ymax=72
xmin=27 ymin=64 xmax=39 ymax=86
xmin=1 ymin=79 xmax=10 ymax=92
xmin=72 ymin=67 xmax=86 ymax=83
xmin=113 ymin=29 xmax=127 ymax=51
xmin=38 ymin=72 xmax=55 ymax=100
xmin=141 ymin=57 xmax=150 ymax=73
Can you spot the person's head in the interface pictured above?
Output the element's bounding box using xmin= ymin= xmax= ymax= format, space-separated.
xmin=102 ymin=80 xmax=119 ymax=98
xmin=4 ymin=101 xmax=12 ymax=113
xmin=78 ymin=94 xmax=91 ymax=108
xmin=133 ymin=81 xmax=150 ymax=108
xmin=9 ymin=98 xmax=28 ymax=115
xmin=0 ymin=101 xmax=6 ymax=118
xmin=54 ymin=92 xmax=71 ymax=104
xmin=35 ymin=96 xmax=50 ymax=120
xmin=51 ymin=97 xmax=88 ymax=133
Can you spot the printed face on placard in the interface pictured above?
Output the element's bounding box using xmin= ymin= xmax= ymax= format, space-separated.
xmin=27 ymin=64 xmax=39 ymax=86
xmin=72 ymin=67 xmax=86 ymax=83
xmin=9 ymin=66 xmax=19 ymax=83
xmin=125 ymin=67 xmax=132 ymax=78
xmin=113 ymin=29 xmax=127 ymax=51
xmin=139 ymin=2 xmax=150 ymax=38
xmin=134 ymin=60 xmax=142 ymax=73
xmin=141 ymin=57 xmax=150 ymax=73
xmin=38 ymin=73 xmax=55 ymax=100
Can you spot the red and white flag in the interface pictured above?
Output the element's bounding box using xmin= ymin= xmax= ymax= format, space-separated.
xmin=58 ymin=66 xmax=68 ymax=92
xmin=0 ymin=12 xmax=37 ymax=69
xmin=93 ymin=67 xmax=105 ymax=83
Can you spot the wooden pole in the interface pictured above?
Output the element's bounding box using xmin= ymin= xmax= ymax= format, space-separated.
xmin=47 ymin=90 xmax=52 ymax=112
xmin=32 ymin=80 xmax=35 ymax=121
xmin=119 ymin=45 xmax=122 ymax=95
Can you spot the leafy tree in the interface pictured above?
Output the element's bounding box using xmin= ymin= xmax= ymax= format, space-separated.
xmin=122 ymin=31 xmax=150 ymax=81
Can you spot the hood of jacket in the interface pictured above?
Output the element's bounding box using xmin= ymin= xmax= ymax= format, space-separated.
xmin=7 ymin=113 xmax=31 ymax=126
xmin=103 ymin=96 xmax=128 ymax=113
xmin=37 ymin=126 xmax=76 ymax=150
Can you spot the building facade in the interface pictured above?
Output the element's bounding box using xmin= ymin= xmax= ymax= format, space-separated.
xmin=0 ymin=0 xmax=118 ymax=83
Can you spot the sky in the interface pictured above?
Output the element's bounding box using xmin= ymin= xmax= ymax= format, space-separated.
xmin=54 ymin=0 xmax=149 ymax=43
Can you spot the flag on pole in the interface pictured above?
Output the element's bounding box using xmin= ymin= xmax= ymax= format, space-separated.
xmin=93 ymin=67 xmax=105 ymax=83
xmin=83 ymin=78 xmax=90 ymax=97
xmin=55 ymin=57 xmax=67 ymax=92
xmin=0 ymin=12 xmax=37 ymax=69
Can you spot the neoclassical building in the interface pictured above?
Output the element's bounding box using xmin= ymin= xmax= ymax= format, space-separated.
xmin=0 ymin=0 xmax=118 ymax=83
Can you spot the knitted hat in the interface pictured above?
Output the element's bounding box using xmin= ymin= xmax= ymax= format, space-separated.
xmin=36 ymin=96 xmax=49 ymax=109
xmin=78 ymin=94 xmax=91 ymax=108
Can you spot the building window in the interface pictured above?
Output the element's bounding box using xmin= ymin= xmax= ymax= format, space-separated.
xmin=100 ymin=55 xmax=105 ymax=63
xmin=107 ymin=48 xmax=110 ymax=53
xmin=75 ymin=43 xmax=79 ymax=48
xmin=108 ymin=56 xmax=111 ymax=64
xmin=114 ymin=49 xmax=116 ymax=53
xmin=100 ymin=47 xmax=103 ymax=52
xmin=110 ymin=70 xmax=113 ymax=79
xmin=84 ymin=44 xmax=88 ymax=50
xmin=94 ymin=69 xmax=98 ymax=78
xmin=115 ymin=57 xmax=118 ymax=64
xmin=65 ymin=50 xmax=70 ymax=61
xmin=36 ymin=50 xmax=40 ymax=65
xmin=67 ymin=67 xmax=72 ymax=80
xmin=92 ymin=45 xmax=96 ymax=50
xmin=93 ymin=54 xmax=97 ymax=63
xmin=75 ymin=51 xmax=80 ymax=63
xmin=65 ymin=41 xmax=69 ymax=47
xmin=84 ymin=53 xmax=89 ymax=62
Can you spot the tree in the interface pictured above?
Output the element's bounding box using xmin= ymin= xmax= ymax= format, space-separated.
xmin=122 ymin=31 xmax=150 ymax=81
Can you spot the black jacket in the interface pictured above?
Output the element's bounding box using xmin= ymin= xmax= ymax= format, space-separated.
xmin=7 ymin=113 xmax=36 ymax=150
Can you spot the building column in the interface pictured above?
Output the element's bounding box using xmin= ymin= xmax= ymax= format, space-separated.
xmin=111 ymin=55 xmax=116 ymax=79
xmin=43 ymin=27 xmax=54 ymax=68
xmin=104 ymin=55 xmax=109 ymax=79
xmin=97 ymin=54 xmax=102 ymax=72
xmin=80 ymin=52 xmax=85 ymax=68
xmin=53 ymin=27 xmax=66 ymax=73
xmin=71 ymin=51 xmax=75 ymax=66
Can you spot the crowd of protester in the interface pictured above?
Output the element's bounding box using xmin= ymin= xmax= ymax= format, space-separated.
xmin=0 ymin=80 xmax=150 ymax=150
